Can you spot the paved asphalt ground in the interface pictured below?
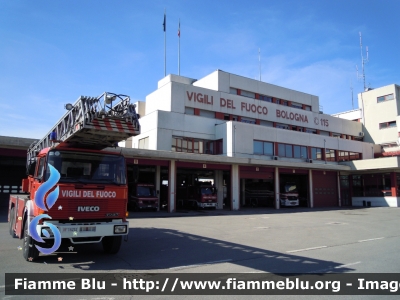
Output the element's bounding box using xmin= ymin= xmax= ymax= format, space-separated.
xmin=1 ymin=205 xmax=400 ymax=300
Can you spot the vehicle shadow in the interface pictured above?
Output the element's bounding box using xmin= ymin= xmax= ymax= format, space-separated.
xmin=0 ymin=205 xmax=381 ymax=224
xmin=20 ymin=227 xmax=355 ymax=275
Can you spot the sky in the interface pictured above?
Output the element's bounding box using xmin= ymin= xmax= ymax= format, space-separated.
xmin=1 ymin=0 xmax=400 ymax=139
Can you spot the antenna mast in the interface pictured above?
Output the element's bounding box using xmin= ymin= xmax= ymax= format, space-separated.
xmin=350 ymin=78 xmax=354 ymax=110
xmin=356 ymin=32 xmax=369 ymax=91
xmin=258 ymin=48 xmax=261 ymax=81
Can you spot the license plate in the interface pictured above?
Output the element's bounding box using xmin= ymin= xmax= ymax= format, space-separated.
xmin=80 ymin=226 xmax=96 ymax=232
xmin=63 ymin=227 xmax=78 ymax=232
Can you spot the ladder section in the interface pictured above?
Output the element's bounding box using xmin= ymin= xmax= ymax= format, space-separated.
xmin=27 ymin=92 xmax=140 ymax=167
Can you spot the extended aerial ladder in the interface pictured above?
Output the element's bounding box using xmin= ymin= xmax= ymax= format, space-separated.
xmin=26 ymin=92 xmax=140 ymax=172
xmin=9 ymin=92 xmax=141 ymax=260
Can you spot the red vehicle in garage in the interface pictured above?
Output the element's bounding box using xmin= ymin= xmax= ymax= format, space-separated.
xmin=280 ymin=182 xmax=299 ymax=207
xmin=177 ymin=181 xmax=218 ymax=209
xmin=8 ymin=92 xmax=140 ymax=261
xmin=128 ymin=183 xmax=158 ymax=211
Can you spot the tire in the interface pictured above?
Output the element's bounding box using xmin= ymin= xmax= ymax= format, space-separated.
xmin=22 ymin=225 xmax=39 ymax=261
xmin=9 ymin=207 xmax=17 ymax=238
xmin=102 ymin=236 xmax=122 ymax=254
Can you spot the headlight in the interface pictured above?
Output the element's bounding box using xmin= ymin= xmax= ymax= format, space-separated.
xmin=114 ymin=225 xmax=127 ymax=234
xmin=41 ymin=227 xmax=54 ymax=237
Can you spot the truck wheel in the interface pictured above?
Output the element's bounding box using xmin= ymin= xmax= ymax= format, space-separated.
xmin=9 ymin=207 xmax=17 ymax=238
xmin=102 ymin=236 xmax=122 ymax=254
xmin=22 ymin=226 xmax=39 ymax=261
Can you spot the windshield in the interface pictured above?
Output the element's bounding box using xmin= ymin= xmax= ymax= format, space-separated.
xmin=284 ymin=184 xmax=298 ymax=193
xmin=200 ymin=187 xmax=216 ymax=195
xmin=45 ymin=150 xmax=126 ymax=185
xmin=137 ymin=186 xmax=156 ymax=197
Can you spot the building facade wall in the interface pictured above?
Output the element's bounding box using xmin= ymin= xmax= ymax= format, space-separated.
xmin=358 ymin=84 xmax=399 ymax=145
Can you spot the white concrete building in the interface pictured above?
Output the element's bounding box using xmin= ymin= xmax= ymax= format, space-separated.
xmin=2 ymin=71 xmax=400 ymax=210
xmin=334 ymin=84 xmax=400 ymax=207
xmin=131 ymin=70 xmax=372 ymax=162
xmin=122 ymin=70 xmax=393 ymax=210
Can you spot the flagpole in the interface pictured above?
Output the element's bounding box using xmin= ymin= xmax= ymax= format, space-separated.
xmin=259 ymin=48 xmax=261 ymax=81
xmin=164 ymin=9 xmax=166 ymax=77
xmin=178 ymin=19 xmax=180 ymax=76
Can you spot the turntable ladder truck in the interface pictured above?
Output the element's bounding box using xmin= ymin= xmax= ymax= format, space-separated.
xmin=8 ymin=92 xmax=140 ymax=261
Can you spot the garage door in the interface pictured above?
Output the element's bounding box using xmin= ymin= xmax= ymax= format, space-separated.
xmin=312 ymin=170 xmax=338 ymax=207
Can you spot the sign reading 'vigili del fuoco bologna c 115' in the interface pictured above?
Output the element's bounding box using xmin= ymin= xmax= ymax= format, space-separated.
xmin=186 ymin=91 xmax=330 ymax=127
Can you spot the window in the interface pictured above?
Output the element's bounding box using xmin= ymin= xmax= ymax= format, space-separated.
xmin=278 ymin=143 xmax=285 ymax=157
xmin=260 ymin=120 xmax=273 ymax=127
xmin=277 ymin=143 xmax=307 ymax=158
xmin=241 ymin=117 xmax=256 ymax=124
xmin=280 ymin=100 xmax=288 ymax=106
xmin=185 ymin=107 xmax=194 ymax=115
xmin=36 ymin=157 xmax=46 ymax=180
xmin=254 ymin=141 xmax=263 ymax=155
xmin=285 ymin=144 xmax=293 ymax=157
xmin=311 ymin=147 xmax=322 ymax=160
xmin=199 ymin=109 xmax=215 ymax=118
xmin=293 ymin=145 xmax=308 ymax=158
xmin=305 ymin=128 xmax=317 ymax=134
xmin=377 ymin=94 xmax=394 ymax=103
xmin=229 ymin=88 xmax=238 ymax=95
xmin=325 ymin=149 xmax=336 ymax=161
xmin=349 ymin=152 xmax=361 ymax=160
xmin=46 ymin=150 xmax=126 ymax=185
xmin=379 ymin=121 xmax=396 ymax=129
xmin=259 ymin=95 xmax=272 ymax=102
xmin=172 ymin=137 xmax=222 ymax=155
xmin=241 ymin=90 xmax=255 ymax=98
xmin=276 ymin=123 xmax=290 ymax=130
xmin=338 ymin=151 xmax=349 ymax=161
xmin=253 ymin=141 xmax=274 ymax=156
xmin=291 ymin=102 xmax=303 ymax=109
xmin=304 ymin=105 xmax=311 ymax=111
xmin=138 ymin=137 xmax=149 ymax=149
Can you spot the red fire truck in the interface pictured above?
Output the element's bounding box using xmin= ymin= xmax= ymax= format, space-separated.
xmin=8 ymin=92 xmax=140 ymax=261
xmin=177 ymin=181 xmax=218 ymax=209
xmin=128 ymin=183 xmax=158 ymax=211
xmin=279 ymin=182 xmax=300 ymax=207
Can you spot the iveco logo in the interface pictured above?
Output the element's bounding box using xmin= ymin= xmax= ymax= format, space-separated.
xmin=77 ymin=206 xmax=100 ymax=212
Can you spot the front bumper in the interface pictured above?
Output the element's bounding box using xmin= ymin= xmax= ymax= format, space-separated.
xmin=281 ymin=200 xmax=299 ymax=206
xmin=32 ymin=219 xmax=129 ymax=244
xmin=198 ymin=202 xmax=217 ymax=208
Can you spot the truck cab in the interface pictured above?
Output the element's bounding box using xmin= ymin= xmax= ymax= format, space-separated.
xmin=128 ymin=183 xmax=158 ymax=211
xmin=9 ymin=147 xmax=130 ymax=260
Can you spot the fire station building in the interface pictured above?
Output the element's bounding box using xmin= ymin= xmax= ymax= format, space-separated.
xmin=1 ymin=70 xmax=400 ymax=211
